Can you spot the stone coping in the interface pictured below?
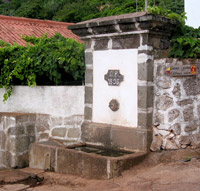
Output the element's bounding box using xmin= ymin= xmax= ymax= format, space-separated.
xmin=155 ymin=58 xmax=200 ymax=64
xmin=0 ymin=112 xmax=37 ymax=117
xmin=68 ymin=12 xmax=177 ymax=30
xmin=0 ymin=112 xmax=50 ymax=117
xmin=78 ymin=12 xmax=148 ymax=24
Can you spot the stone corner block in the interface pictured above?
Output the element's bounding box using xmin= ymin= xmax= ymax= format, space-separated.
xmin=138 ymin=86 xmax=154 ymax=109
xmin=85 ymin=86 xmax=93 ymax=104
xmin=85 ymin=52 xmax=93 ymax=65
xmin=138 ymin=112 xmax=153 ymax=129
xmin=84 ymin=107 xmax=92 ymax=121
xmin=138 ymin=60 xmax=154 ymax=82
xmin=85 ymin=69 xmax=93 ymax=84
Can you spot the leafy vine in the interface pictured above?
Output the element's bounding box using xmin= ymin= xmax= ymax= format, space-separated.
xmin=0 ymin=33 xmax=85 ymax=101
xmin=148 ymin=6 xmax=200 ymax=59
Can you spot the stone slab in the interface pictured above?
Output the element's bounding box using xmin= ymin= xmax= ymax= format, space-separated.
xmin=81 ymin=122 xmax=152 ymax=151
xmin=111 ymin=126 xmax=152 ymax=151
xmin=29 ymin=143 xmax=56 ymax=171
xmin=56 ymin=147 xmax=108 ymax=179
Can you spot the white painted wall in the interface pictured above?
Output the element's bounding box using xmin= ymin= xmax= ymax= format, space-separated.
xmin=185 ymin=0 xmax=200 ymax=28
xmin=93 ymin=49 xmax=138 ymax=127
xmin=0 ymin=86 xmax=84 ymax=117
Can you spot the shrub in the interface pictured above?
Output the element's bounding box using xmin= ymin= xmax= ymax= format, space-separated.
xmin=0 ymin=33 xmax=85 ymax=101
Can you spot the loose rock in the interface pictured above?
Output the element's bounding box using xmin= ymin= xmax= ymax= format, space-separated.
xmin=169 ymin=123 xmax=181 ymax=135
xmin=150 ymin=134 xmax=163 ymax=151
xmin=165 ymin=139 xmax=179 ymax=150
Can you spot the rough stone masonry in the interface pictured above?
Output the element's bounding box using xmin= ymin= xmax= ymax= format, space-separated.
xmin=152 ymin=58 xmax=200 ymax=151
xmin=0 ymin=113 xmax=83 ymax=169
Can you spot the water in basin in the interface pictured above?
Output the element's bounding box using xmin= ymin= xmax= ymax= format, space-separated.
xmin=71 ymin=145 xmax=134 ymax=157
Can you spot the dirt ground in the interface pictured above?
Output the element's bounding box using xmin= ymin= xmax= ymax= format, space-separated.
xmin=1 ymin=149 xmax=200 ymax=191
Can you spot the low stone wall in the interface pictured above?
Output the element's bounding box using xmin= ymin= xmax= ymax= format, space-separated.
xmin=152 ymin=58 xmax=200 ymax=151
xmin=0 ymin=113 xmax=36 ymax=169
xmin=0 ymin=113 xmax=83 ymax=169
xmin=0 ymin=86 xmax=84 ymax=169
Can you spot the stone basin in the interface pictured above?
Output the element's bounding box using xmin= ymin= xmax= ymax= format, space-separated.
xmin=29 ymin=140 xmax=147 ymax=179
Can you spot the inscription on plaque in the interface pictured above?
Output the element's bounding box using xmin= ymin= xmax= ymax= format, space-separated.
xmin=166 ymin=64 xmax=197 ymax=76
xmin=104 ymin=70 xmax=124 ymax=86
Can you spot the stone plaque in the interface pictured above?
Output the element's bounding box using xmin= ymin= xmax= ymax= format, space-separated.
xmin=104 ymin=70 xmax=124 ymax=86
xmin=166 ymin=65 xmax=197 ymax=76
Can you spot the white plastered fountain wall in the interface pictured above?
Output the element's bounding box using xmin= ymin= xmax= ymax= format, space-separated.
xmin=93 ymin=49 xmax=138 ymax=127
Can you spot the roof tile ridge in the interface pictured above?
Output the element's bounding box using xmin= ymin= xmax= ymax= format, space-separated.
xmin=0 ymin=15 xmax=75 ymax=27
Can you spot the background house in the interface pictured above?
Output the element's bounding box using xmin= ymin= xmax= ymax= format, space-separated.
xmin=0 ymin=15 xmax=80 ymax=45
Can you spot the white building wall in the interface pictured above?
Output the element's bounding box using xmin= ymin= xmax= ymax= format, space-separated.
xmin=0 ymin=86 xmax=84 ymax=117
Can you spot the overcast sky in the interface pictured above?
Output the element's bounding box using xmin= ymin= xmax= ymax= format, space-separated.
xmin=185 ymin=0 xmax=200 ymax=28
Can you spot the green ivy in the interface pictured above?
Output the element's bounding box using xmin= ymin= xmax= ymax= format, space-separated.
xmin=0 ymin=33 xmax=85 ymax=101
xmin=147 ymin=6 xmax=186 ymax=25
xmin=148 ymin=6 xmax=200 ymax=59
xmin=169 ymin=25 xmax=200 ymax=58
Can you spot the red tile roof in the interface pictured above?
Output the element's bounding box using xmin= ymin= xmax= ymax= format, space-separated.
xmin=0 ymin=15 xmax=81 ymax=46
